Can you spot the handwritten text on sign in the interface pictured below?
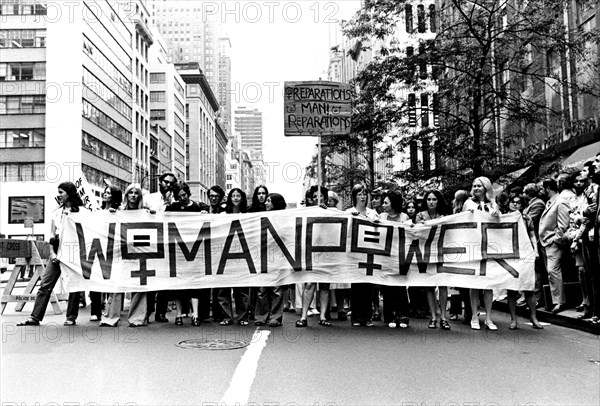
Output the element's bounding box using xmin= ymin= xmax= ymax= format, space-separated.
xmin=284 ymin=81 xmax=353 ymax=136
xmin=58 ymin=208 xmax=535 ymax=292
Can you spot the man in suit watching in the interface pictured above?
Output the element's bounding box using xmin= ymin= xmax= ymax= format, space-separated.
xmin=539 ymin=178 xmax=571 ymax=313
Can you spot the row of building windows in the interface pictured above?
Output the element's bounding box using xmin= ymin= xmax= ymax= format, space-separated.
xmin=0 ymin=128 xmax=44 ymax=148
xmin=150 ymin=72 xmax=165 ymax=84
xmin=82 ymin=99 xmax=132 ymax=146
xmin=405 ymin=4 xmax=436 ymax=34
xmin=174 ymin=96 xmax=185 ymax=115
xmin=150 ymin=109 xmax=166 ymax=120
xmin=0 ymin=95 xmax=45 ymax=114
xmin=82 ymin=131 xmax=132 ymax=171
xmin=83 ymin=35 xmax=132 ymax=97
xmin=0 ymin=62 xmax=45 ymax=81
xmin=150 ymin=91 xmax=165 ymax=102
xmin=174 ymin=114 xmax=185 ymax=132
xmin=83 ymin=68 xmax=132 ymax=120
xmin=0 ymin=29 xmax=45 ymax=48
xmin=82 ymin=163 xmax=128 ymax=191
xmin=407 ymin=93 xmax=439 ymax=127
xmin=0 ymin=0 xmax=47 ymax=15
xmin=0 ymin=162 xmax=45 ymax=182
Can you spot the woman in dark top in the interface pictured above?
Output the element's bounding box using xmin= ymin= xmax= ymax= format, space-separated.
xmin=166 ymin=182 xmax=204 ymax=326
xmin=255 ymin=193 xmax=287 ymax=327
xmin=219 ymin=188 xmax=251 ymax=326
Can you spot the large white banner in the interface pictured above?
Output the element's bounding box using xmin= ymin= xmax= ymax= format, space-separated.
xmin=58 ymin=207 xmax=535 ymax=292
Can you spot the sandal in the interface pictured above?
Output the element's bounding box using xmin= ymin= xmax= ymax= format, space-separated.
xmin=295 ymin=319 xmax=307 ymax=328
xmin=399 ymin=317 xmax=409 ymax=329
xmin=17 ymin=318 xmax=39 ymax=326
xmin=191 ymin=317 xmax=201 ymax=326
xmin=365 ymin=320 xmax=374 ymax=327
xmin=428 ymin=319 xmax=437 ymax=329
xmin=268 ymin=321 xmax=282 ymax=327
xmin=175 ymin=316 xmax=183 ymax=326
xmin=63 ymin=320 xmax=76 ymax=326
xmin=440 ymin=320 xmax=451 ymax=330
xmin=220 ymin=319 xmax=233 ymax=326
xmin=318 ymin=319 xmax=332 ymax=327
xmin=237 ymin=320 xmax=249 ymax=326
xmin=449 ymin=314 xmax=458 ymax=321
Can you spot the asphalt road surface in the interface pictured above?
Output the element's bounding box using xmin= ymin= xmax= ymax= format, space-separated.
xmin=1 ymin=305 xmax=599 ymax=406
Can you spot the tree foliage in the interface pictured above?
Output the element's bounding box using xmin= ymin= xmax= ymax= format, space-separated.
xmin=341 ymin=0 xmax=600 ymax=187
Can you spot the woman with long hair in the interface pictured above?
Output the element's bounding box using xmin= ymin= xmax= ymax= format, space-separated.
xmin=247 ymin=185 xmax=269 ymax=320
xmin=255 ymin=193 xmax=287 ymax=327
xmin=405 ymin=198 xmax=419 ymax=224
xmin=92 ymin=186 xmax=122 ymax=324
xmin=18 ymin=182 xmax=85 ymax=326
xmin=463 ymin=176 xmax=499 ymax=330
xmin=381 ymin=190 xmax=411 ymax=328
xmin=346 ymin=184 xmax=379 ymax=327
xmin=417 ymin=190 xmax=451 ymax=330
xmin=121 ymin=184 xmax=150 ymax=327
xmin=219 ymin=188 xmax=250 ymax=326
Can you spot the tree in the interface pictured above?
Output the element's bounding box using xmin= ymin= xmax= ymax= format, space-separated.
xmin=342 ymin=0 xmax=600 ymax=188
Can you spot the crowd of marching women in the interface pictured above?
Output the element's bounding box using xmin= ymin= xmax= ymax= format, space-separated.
xmin=17 ymin=152 xmax=600 ymax=331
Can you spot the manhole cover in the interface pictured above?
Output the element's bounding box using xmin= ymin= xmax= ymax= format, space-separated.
xmin=176 ymin=338 xmax=249 ymax=350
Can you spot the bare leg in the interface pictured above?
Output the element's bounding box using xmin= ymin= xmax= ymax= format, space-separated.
xmin=469 ymin=289 xmax=480 ymax=323
xmin=507 ymin=290 xmax=518 ymax=328
xmin=191 ymin=298 xmax=199 ymax=318
xmin=438 ymin=286 xmax=448 ymax=321
xmin=483 ymin=289 xmax=494 ymax=323
xmin=301 ymin=283 xmax=316 ymax=321
xmin=426 ymin=288 xmax=437 ymax=321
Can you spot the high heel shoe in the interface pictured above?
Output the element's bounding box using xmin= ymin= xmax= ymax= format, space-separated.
xmin=484 ymin=320 xmax=498 ymax=331
xmin=531 ymin=319 xmax=544 ymax=329
xmin=470 ymin=319 xmax=480 ymax=330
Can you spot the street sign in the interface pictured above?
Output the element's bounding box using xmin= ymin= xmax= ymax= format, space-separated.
xmin=284 ymin=81 xmax=353 ymax=137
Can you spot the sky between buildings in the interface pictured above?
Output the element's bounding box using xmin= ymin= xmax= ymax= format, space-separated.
xmin=223 ymin=0 xmax=362 ymax=204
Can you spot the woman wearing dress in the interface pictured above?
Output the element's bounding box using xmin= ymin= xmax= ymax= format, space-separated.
xmin=18 ymin=182 xmax=85 ymax=326
xmin=462 ymin=177 xmax=499 ymax=330
xmin=255 ymin=193 xmax=287 ymax=327
xmin=417 ymin=190 xmax=451 ymax=330
xmin=346 ymin=184 xmax=379 ymax=327
xmin=218 ymin=188 xmax=250 ymax=326
xmin=380 ymin=190 xmax=411 ymax=328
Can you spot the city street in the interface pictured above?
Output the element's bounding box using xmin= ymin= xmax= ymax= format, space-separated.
xmin=2 ymin=305 xmax=599 ymax=406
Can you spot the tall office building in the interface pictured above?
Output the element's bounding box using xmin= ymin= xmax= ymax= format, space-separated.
xmin=0 ymin=0 xmax=188 ymax=238
xmin=234 ymin=107 xmax=263 ymax=155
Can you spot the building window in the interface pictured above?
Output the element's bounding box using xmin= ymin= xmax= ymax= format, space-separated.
xmin=0 ymin=0 xmax=48 ymax=15
xmin=405 ymin=4 xmax=413 ymax=33
xmin=9 ymin=196 xmax=44 ymax=224
xmin=421 ymin=94 xmax=429 ymax=127
xmin=0 ymin=29 xmax=46 ymax=47
xmin=410 ymin=141 xmax=419 ymax=170
xmin=150 ymin=72 xmax=165 ymax=83
xmin=150 ymin=109 xmax=166 ymax=120
xmin=174 ymin=114 xmax=185 ymax=131
xmin=0 ymin=162 xmax=45 ymax=182
xmin=82 ymin=99 xmax=132 ymax=146
xmin=82 ymin=68 xmax=132 ymax=120
xmin=429 ymin=5 xmax=436 ymax=33
xmin=417 ymin=5 xmax=426 ymax=33
xmin=408 ymin=94 xmax=416 ymax=127
xmin=150 ymin=91 xmax=166 ymax=102
xmin=0 ymin=129 xmax=45 ymax=148
xmin=82 ymin=131 xmax=132 ymax=171
xmin=0 ymin=95 xmax=45 ymax=114
xmin=0 ymin=62 xmax=45 ymax=81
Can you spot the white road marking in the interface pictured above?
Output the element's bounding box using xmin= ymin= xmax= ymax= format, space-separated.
xmin=220 ymin=329 xmax=271 ymax=405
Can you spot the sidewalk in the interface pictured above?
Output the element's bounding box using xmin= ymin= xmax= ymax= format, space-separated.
xmin=493 ymin=300 xmax=600 ymax=335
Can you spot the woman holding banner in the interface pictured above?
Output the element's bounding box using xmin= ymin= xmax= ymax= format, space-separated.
xmin=218 ymin=188 xmax=251 ymax=326
xmin=463 ymin=177 xmax=500 ymax=331
xmin=417 ymin=190 xmax=451 ymax=330
xmin=120 ymin=184 xmax=151 ymax=327
xmin=97 ymin=186 xmax=123 ymax=327
xmin=347 ymin=184 xmax=379 ymax=327
xmin=381 ymin=190 xmax=411 ymax=328
xmin=18 ymin=182 xmax=85 ymax=326
xmin=255 ymin=193 xmax=287 ymax=327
